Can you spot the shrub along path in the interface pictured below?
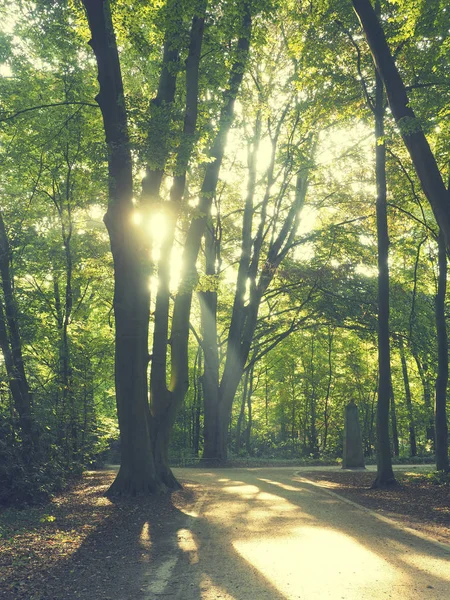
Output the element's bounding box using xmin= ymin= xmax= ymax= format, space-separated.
xmin=0 ymin=466 xmax=449 ymax=599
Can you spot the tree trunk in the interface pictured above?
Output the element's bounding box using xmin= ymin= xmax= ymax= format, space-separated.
xmin=390 ymin=383 xmax=399 ymax=457
xmin=322 ymin=327 xmax=333 ymax=452
xmin=352 ymin=0 xmax=450 ymax=252
xmin=199 ymin=211 xmax=221 ymax=459
xmin=150 ymin=4 xmax=205 ymax=406
xmin=192 ymin=348 xmax=202 ymax=457
xmin=435 ymin=231 xmax=449 ymax=472
xmin=244 ymin=365 xmax=253 ymax=455
xmin=211 ymin=167 xmax=310 ymax=461
xmin=397 ymin=335 xmax=417 ymax=457
xmin=368 ymin=381 xmax=377 ymax=457
xmin=290 ymin=371 xmax=297 ymax=453
xmin=372 ymin=46 xmax=395 ymax=488
xmin=0 ymin=212 xmax=37 ymax=456
xmin=411 ymin=350 xmax=435 ymax=448
xmin=83 ymin=0 xmax=169 ymax=495
xmin=235 ymin=369 xmax=249 ymax=453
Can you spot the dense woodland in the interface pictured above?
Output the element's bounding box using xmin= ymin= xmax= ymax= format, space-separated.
xmin=0 ymin=0 xmax=449 ymax=503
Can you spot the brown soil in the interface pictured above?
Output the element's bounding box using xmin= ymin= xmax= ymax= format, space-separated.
xmin=1 ymin=469 xmax=448 ymax=599
xmin=301 ymin=470 xmax=450 ymax=545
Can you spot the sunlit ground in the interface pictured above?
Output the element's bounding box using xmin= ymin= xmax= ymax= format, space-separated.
xmin=168 ymin=469 xmax=450 ymax=600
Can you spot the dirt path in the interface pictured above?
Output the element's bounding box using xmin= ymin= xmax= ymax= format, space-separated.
xmin=2 ymin=467 xmax=449 ymax=600
xmin=141 ymin=467 xmax=450 ymax=600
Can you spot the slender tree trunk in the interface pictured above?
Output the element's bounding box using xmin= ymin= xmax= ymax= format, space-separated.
xmin=352 ymin=0 xmax=450 ymax=251
xmin=411 ymin=351 xmax=435 ymax=448
xmin=290 ymin=368 xmax=297 ymax=452
xmin=390 ymin=383 xmax=400 ymax=457
xmin=372 ymin=42 xmax=396 ymax=487
xmin=244 ymin=365 xmax=253 ymax=455
xmin=141 ymin=0 xmax=182 ymax=205
xmin=210 ymin=167 xmax=310 ymax=461
xmin=149 ymin=6 xmax=206 ymax=481
xmin=322 ymin=327 xmax=333 ymax=452
xmin=435 ymin=231 xmax=449 ymax=472
xmin=165 ymin=2 xmax=253 ymax=463
xmin=397 ymin=335 xmax=417 ymax=456
xmin=309 ymin=332 xmax=319 ymax=458
xmin=235 ymin=369 xmax=249 ymax=453
xmin=0 ymin=212 xmax=37 ymax=456
xmin=368 ymin=381 xmax=377 ymax=457
xmin=198 ymin=212 xmax=220 ymax=459
xmin=150 ymin=4 xmax=205 ymax=407
xmin=191 ymin=348 xmax=202 ymax=457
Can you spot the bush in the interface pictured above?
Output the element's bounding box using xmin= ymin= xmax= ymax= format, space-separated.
xmin=426 ymin=470 xmax=450 ymax=485
xmin=0 ymin=419 xmax=66 ymax=507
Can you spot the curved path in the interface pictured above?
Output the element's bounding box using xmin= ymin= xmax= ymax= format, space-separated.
xmin=140 ymin=467 xmax=449 ymax=600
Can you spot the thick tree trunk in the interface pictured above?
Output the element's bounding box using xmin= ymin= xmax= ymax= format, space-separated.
xmin=83 ymin=0 xmax=167 ymax=495
xmin=352 ymin=0 xmax=450 ymax=252
xmin=372 ymin=56 xmax=396 ymax=488
xmin=435 ymin=231 xmax=449 ymax=472
xmin=397 ymin=335 xmax=417 ymax=456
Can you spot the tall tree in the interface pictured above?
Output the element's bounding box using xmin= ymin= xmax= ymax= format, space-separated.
xmin=82 ymin=0 xmax=256 ymax=492
xmin=435 ymin=231 xmax=449 ymax=472
xmin=352 ymin=0 xmax=450 ymax=252
xmin=82 ymin=0 xmax=160 ymax=494
xmin=0 ymin=213 xmax=37 ymax=457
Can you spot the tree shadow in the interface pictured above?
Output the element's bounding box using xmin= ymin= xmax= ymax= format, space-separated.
xmin=22 ymin=473 xmax=288 ymax=600
xmin=7 ymin=468 xmax=449 ymax=600
xmin=248 ymin=469 xmax=450 ymax=596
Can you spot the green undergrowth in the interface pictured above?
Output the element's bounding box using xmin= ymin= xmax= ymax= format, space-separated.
xmin=402 ymin=470 xmax=450 ymax=486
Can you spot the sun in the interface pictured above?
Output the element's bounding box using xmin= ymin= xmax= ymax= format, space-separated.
xmin=131 ymin=208 xmax=168 ymax=246
xmin=148 ymin=210 xmax=168 ymax=245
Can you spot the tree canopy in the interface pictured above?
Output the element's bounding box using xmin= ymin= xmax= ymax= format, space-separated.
xmin=0 ymin=0 xmax=449 ymax=503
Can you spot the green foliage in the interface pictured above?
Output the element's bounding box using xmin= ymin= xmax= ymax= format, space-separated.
xmin=425 ymin=470 xmax=450 ymax=485
xmin=0 ymin=0 xmax=448 ymax=500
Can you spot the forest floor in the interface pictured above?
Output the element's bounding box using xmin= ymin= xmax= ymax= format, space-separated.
xmin=0 ymin=466 xmax=449 ymax=600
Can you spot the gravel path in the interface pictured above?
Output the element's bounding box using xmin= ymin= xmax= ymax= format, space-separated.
xmin=140 ymin=467 xmax=450 ymax=600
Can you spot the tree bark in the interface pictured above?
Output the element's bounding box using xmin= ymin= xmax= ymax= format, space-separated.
xmin=435 ymin=231 xmax=449 ymax=472
xmin=372 ymin=47 xmax=396 ymax=487
xmin=244 ymin=365 xmax=254 ymax=455
xmin=411 ymin=350 xmax=435 ymax=448
xmin=397 ymin=334 xmax=417 ymax=457
xmin=83 ymin=0 xmax=165 ymax=495
xmin=322 ymin=327 xmax=334 ymax=452
xmin=390 ymin=383 xmax=399 ymax=457
xmin=209 ymin=164 xmax=310 ymax=461
xmin=150 ymin=4 xmax=205 ymax=406
xmin=0 ymin=212 xmax=37 ymax=456
xmin=235 ymin=369 xmax=249 ymax=453
xmin=352 ymin=0 xmax=450 ymax=252
xmin=141 ymin=0 xmax=182 ymax=205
